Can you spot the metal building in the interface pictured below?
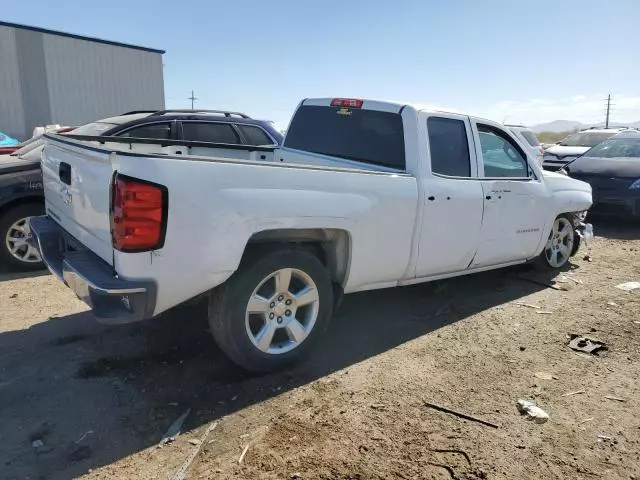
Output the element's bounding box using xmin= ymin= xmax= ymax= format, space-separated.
xmin=0 ymin=21 xmax=165 ymax=141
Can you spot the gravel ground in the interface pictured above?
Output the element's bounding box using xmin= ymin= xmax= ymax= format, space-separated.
xmin=1 ymin=219 xmax=639 ymax=480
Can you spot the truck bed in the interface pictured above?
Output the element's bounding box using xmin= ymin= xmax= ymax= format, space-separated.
xmin=40 ymin=134 xmax=420 ymax=316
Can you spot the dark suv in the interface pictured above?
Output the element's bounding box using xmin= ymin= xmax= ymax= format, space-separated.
xmin=74 ymin=109 xmax=283 ymax=146
xmin=0 ymin=109 xmax=283 ymax=272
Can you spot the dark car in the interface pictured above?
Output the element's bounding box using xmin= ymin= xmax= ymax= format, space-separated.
xmin=566 ymin=131 xmax=640 ymax=218
xmin=0 ymin=109 xmax=283 ymax=272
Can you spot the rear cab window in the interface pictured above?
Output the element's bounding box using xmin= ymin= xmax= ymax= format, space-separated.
xmin=284 ymin=104 xmax=406 ymax=170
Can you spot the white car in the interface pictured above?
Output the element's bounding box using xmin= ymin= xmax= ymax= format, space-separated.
xmin=30 ymin=97 xmax=593 ymax=372
xmin=507 ymin=125 xmax=544 ymax=165
xmin=543 ymin=128 xmax=628 ymax=171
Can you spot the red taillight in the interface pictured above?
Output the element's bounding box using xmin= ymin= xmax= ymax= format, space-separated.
xmin=110 ymin=175 xmax=167 ymax=252
xmin=331 ymin=98 xmax=363 ymax=108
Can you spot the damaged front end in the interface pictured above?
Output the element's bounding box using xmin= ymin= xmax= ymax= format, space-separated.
xmin=569 ymin=211 xmax=594 ymax=256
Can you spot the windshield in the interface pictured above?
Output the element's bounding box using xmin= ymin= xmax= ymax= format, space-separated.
xmin=558 ymin=131 xmax=616 ymax=147
xmin=583 ymin=137 xmax=640 ymax=158
xmin=71 ymin=121 xmax=117 ymax=136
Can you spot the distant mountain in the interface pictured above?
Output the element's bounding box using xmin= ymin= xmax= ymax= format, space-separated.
xmin=532 ymin=119 xmax=640 ymax=133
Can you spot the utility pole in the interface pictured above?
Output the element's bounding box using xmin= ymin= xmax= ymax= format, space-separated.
xmin=188 ymin=90 xmax=198 ymax=109
xmin=605 ymin=94 xmax=611 ymax=128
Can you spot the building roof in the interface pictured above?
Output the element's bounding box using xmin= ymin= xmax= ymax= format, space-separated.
xmin=0 ymin=21 xmax=165 ymax=54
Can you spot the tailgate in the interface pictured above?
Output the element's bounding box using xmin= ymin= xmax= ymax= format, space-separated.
xmin=41 ymin=136 xmax=114 ymax=265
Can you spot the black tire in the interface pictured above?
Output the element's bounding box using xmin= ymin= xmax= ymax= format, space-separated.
xmin=208 ymin=247 xmax=334 ymax=372
xmin=536 ymin=214 xmax=575 ymax=270
xmin=0 ymin=203 xmax=45 ymax=272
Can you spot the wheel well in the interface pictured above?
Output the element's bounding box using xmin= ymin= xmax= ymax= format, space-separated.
xmin=245 ymin=228 xmax=351 ymax=286
xmin=0 ymin=197 xmax=44 ymax=220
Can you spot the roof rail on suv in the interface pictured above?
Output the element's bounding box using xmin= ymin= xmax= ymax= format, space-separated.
xmin=151 ymin=109 xmax=251 ymax=119
xmin=120 ymin=110 xmax=158 ymax=115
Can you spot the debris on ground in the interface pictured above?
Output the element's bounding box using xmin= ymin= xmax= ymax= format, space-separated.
xmin=517 ymin=399 xmax=549 ymax=424
xmin=567 ymin=334 xmax=607 ymax=355
xmin=516 ymin=303 xmax=541 ymax=309
xmin=169 ymin=421 xmax=218 ymax=480
xmin=615 ymin=281 xmax=640 ymax=292
xmin=514 ymin=275 xmax=567 ymax=291
xmin=424 ymin=400 xmax=499 ymax=429
xmin=9 ymin=293 xmax=18 ymax=299
xmin=566 ymin=276 xmax=583 ymax=285
xmin=604 ymin=395 xmax=627 ymax=402
xmin=537 ymin=311 xmax=553 ymax=315
xmin=74 ymin=430 xmax=94 ymax=444
xmin=597 ymin=434 xmax=613 ymax=442
xmin=160 ymin=409 xmax=191 ymax=445
xmin=534 ymin=372 xmax=558 ymax=380
xmin=370 ymin=403 xmax=387 ymax=410
xmin=31 ymin=439 xmax=44 ymax=449
xmin=578 ymin=417 xmax=594 ymax=424
xmin=188 ymin=439 xmax=200 ymax=446
xmin=607 ymin=301 xmax=618 ymax=306
xmin=238 ymin=444 xmax=250 ymax=464
xmin=561 ymin=390 xmax=586 ymax=397
xmin=583 ymin=255 xmax=593 ymax=262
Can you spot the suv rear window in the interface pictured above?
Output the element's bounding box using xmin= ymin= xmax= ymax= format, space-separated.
xmin=519 ymin=130 xmax=540 ymax=147
xmin=284 ymin=105 xmax=405 ymax=169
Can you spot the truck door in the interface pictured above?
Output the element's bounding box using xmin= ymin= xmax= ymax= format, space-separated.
xmin=469 ymin=121 xmax=548 ymax=268
xmin=414 ymin=114 xmax=484 ymax=278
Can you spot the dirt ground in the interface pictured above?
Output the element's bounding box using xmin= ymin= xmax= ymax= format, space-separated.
xmin=1 ymin=219 xmax=639 ymax=480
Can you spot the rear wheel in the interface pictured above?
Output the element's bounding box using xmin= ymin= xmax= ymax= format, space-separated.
xmin=0 ymin=203 xmax=45 ymax=271
xmin=208 ymin=247 xmax=333 ymax=372
xmin=538 ymin=215 xmax=575 ymax=269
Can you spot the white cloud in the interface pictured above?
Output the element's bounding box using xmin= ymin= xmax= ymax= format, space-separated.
xmin=476 ymin=94 xmax=640 ymax=126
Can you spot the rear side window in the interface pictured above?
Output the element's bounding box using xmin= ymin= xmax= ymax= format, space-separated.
xmin=118 ymin=123 xmax=172 ymax=140
xmin=284 ymin=105 xmax=405 ymax=169
xmin=182 ymin=122 xmax=239 ymax=144
xmin=427 ymin=117 xmax=471 ymax=177
xmin=519 ymin=130 xmax=540 ymax=147
xmin=238 ymin=125 xmax=273 ymax=145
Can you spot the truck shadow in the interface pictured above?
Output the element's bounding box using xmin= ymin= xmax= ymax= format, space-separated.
xmin=0 ymin=265 xmax=561 ymax=479
xmin=0 ymin=268 xmax=48 ymax=283
xmin=590 ymin=216 xmax=640 ymax=240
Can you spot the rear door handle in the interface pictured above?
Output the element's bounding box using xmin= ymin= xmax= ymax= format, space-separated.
xmin=59 ymin=162 xmax=71 ymax=185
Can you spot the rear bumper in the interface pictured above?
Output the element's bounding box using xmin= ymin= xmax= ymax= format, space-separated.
xmin=28 ymin=216 xmax=157 ymax=325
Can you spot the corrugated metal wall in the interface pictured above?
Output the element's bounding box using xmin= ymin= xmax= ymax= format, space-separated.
xmin=0 ymin=27 xmax=27 ymax=140
xmin=0 ymin=24 xmax=164 ymax=141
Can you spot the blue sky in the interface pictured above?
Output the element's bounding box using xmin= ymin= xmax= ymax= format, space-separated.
xmin=4 ymin=0 xmax=640 ymax=128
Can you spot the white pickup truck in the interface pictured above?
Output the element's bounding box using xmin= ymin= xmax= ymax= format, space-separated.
xmin=30 ymin=98 xmax=593 ymax=372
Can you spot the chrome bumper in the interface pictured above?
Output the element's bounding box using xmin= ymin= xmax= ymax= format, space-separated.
xmin=28 ymin=216 xmax=156 ymax=325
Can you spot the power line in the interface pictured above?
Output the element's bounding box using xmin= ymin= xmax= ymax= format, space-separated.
xmin=187 ymin=90 xmax=198 ymax=109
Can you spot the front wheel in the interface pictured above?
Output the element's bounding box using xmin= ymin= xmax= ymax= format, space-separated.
xmin=208 ymin=247 xmax=334 ymax=372
xmin=538 ymin=215 xmax=575 ymax=269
